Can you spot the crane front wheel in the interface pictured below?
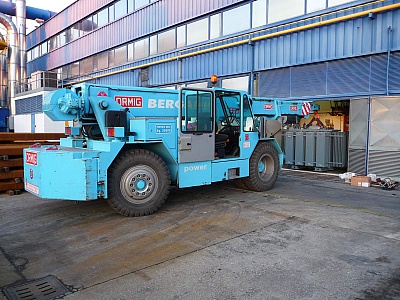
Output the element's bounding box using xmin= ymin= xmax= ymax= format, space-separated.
xmin=243 ymin=142 xmax=279 ymax=192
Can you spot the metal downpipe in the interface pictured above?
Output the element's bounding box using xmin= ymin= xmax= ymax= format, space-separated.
xmin=16 ymin=0 xmax=26 ymax=90
xmin=0 ymin=12 xmax=20 ymax=103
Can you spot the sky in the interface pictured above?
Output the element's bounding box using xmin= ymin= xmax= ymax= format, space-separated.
xmin=25 ymin=0 xmax=76 ymax=33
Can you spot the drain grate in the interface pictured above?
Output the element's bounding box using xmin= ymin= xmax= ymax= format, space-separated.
xmin=3 ymin=275 xmax=71 ymax=300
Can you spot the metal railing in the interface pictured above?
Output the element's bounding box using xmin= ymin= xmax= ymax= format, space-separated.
xmin=16 ymin=70 xmax=62 ymax=94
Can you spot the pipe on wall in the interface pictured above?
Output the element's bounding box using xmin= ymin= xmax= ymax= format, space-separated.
xmin=0 ymin=1 xmax=56 ymax=21
xmin=16 ymin=0 xmax=26 ymax=86
xmin=0 ymin=12 xmax=20 ymax=104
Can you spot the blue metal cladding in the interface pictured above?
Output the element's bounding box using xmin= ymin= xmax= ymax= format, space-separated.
xmin=259 ymin=68 xmax=291 ymax=98
xmin=150 ymin=58 xmax=179 ymax=86
xmin=92 ymin=69 xmax=139 ymax=87
xmin=291 ymin=63 xmax=327 ymax=97
xmin=370 ymin=54 xmax=388 ymax=91
xmin=258 ymin=51 xmax=400 ymax=100
xmin=27 ymin=0 xmax=114 ymax=48
xmin=180 ymin=44 xmax=252 ymax=83
xmin=28 ymin=0 xmax=247 ymax=70
xmin=253 ymin=10 xmax=399 ymax=72
xmin=327 ymin=57 xmax=371 ymax=95
xmin=26 ymin=0 xmax=400 ymax=100
xmin=389 ymin=51 xmax=400 ymax=91
xmin=27 ymin=0 xmax=246 ymax=49
xmin=182 ymin=44 xmax=252 ymax=82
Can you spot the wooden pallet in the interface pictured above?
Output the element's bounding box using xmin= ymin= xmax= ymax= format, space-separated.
xmin=0 ymin=133 xmax=63 ymax=195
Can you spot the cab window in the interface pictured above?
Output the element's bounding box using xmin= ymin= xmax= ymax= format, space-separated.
xmin=243 ymin=94 xmax=255 ymax=132
xmin=181 ymin=89 xmax=213 ymax=133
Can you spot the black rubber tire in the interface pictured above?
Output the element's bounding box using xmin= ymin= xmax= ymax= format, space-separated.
xmin=233 ymin=178 xmax=249 ymax=190
xmin=242 ymin=142 xmax=279 ymax=192
xmin=107 ymin=149 xmax=171 ymax=217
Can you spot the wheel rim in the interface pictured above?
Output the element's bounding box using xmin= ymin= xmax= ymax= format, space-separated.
xmin=120 ymin=165 xmax=159 ymax=204
xmin=258 ymin=154 xmax=274 ymax=181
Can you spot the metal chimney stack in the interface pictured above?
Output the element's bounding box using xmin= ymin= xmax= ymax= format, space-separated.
xmin=16 ymin=0 xmax=26 ymax=91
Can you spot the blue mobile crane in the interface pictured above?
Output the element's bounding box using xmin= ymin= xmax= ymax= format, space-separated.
xmin=23 ymin=78 xmax=318 ymax=216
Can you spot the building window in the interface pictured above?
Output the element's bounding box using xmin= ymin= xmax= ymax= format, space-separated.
xmin=115 ymin=45 xmax=127 ymax=65
xmin=61 ymin=66 xmax=69 ymax=80
xmin=98 ymin=52 xmax=109 ymax=70
xmin=150 ymin=35 xmax=157 ymax=55
xmin=31 ymin=46 xmax=39 ymax=60
xmin=82 ymin=16 xmax=94 ymax=35
xmin=127 ymin=43 xmax=134 ymax=61
xmin=268 ymin=0 xmax=305 ymax=24
xmin=41 ymin=42 xmax=48 ymax=56
xmin=252 ymin=0 xmax=267 ymax=28
xmin=93 ymin=56 xmax=98 ymax=71
xmin=186 ymin=82 xmax=208 ymax=88
xmin=307 ymin=0 xmax=326 ymax=13
xmin=83 ymin=57 xmax=93 ymax=74
xmin=58 ymin=31 xmax=66 ymax=48
xmin=210 ymin=14 xmax=221 ymax=39
xmin=70 ymin=24 xmax=81 ymax=40
xmin=223 ymin=4 xmax=251 ymax=36
xmin=108 ymin=49 xmax=115 ymax=67
xmin=135 ymin=38 xmax=149 ymax=59
xmin=49 ymin=36 xmax=57 ymax=51
xmin=92 ymin=14 xmax=98 ymax=31
xmin=328 ymin=0 xmax=353 ymax=7
xmin=70 ymin=62 xmax=79 ymax=78
xmin=109 ymin=5 xmax=115 ymax=23
xmin=115 ymin=0 xmax=128 ymax=19
xmin=221 ymin=76 xmax=249 ymax=92
xmin=128 ymin=0 xmax=134 ymax=13
xmin=97 ymin=8 xmax=109 ymax=28
xmin=135 ymin=0 xmax=149 ymax=9
xmin=177 ymin=25 xmax=186 ymax=48
xmin=79 ymin=61 xmax=85 ymax=76
xmin=186 ymin=18 xmax=209 ymax=46
xmin=158 ymin=29 xmax=175 ymax=53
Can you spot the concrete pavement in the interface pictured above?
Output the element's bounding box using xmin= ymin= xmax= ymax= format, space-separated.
xmin=1 ymin=169 xmax=399 ymax=299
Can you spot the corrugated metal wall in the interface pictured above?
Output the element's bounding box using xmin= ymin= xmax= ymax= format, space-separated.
xmin=28 ymin=0 xmax=400 ymax=79
xmin=253 ymin=8 xmax=400 ymax=70
xmin=257 ymin=51 xmax=400 ymax=100
xmin=368 ymin=96 xmax=400 ymax=180
xmin=27 ymin=0 xmax=114 ymax=47
xmin=347 ymin=96 xmax=400 ymax=180
xmin=27 ymin=0 xmax=246 ymax=49
xmin=348 ymin=97 xmax=369 ymax=174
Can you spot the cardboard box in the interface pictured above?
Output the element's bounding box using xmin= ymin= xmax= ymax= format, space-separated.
xmin=351 ymin=176 xmax=371 ymax=188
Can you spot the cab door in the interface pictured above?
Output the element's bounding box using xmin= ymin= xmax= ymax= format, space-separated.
xmin=178 ymin=88 xmax=215 ymax=163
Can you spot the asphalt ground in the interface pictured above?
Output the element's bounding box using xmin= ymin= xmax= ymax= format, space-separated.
xmin=0 ymin=168 xmax=399 ymax=300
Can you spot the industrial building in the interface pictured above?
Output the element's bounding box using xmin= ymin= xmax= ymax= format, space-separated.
xmin=0 ymin=0 xmax=399 ymax=179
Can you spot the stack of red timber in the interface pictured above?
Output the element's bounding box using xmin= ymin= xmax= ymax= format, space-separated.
xmin=0 ymin=133 xmax=64 ymax=195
